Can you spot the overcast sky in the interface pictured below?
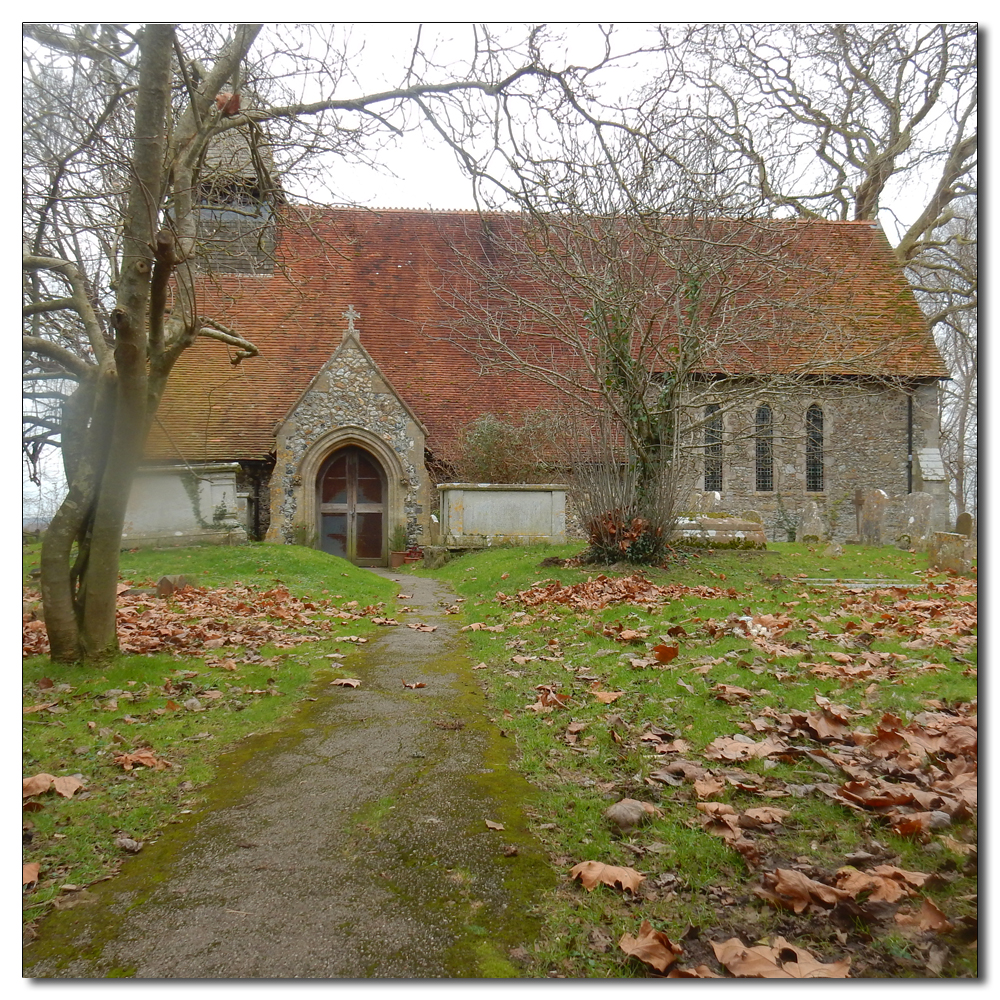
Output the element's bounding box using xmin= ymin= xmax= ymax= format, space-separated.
xmin=274 ymin=21 xmax=954 ymax=246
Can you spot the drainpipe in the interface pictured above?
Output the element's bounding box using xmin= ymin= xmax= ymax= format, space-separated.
xmin=906 ymin=393 xmax=913 ymax=494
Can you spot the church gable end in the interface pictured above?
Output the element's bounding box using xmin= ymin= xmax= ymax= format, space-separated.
xmin=267 ymin=307 xmax=428 ymax=556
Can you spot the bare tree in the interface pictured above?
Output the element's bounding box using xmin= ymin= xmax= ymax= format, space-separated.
xmin=436 ymin=122 xmax=862 ymax=560
xmin=648 ymin=24 xmax=977 ymax=261
xmin=909 ymin=199 xmax=977 ymax=518
xmin=21 ymin=22 xmax=626 ymax=662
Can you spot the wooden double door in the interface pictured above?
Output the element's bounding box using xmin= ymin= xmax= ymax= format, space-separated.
xmin=317 ymin=446 xmax=386 ymax=566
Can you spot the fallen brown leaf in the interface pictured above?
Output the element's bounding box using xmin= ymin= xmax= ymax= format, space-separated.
xmin=651 ymin=643 xmax=679 ymax=663
xmin=668 ymin=965 xmax=724 ymax=978
xmin=835 ymin=864 xmax=930 ymax=903
xmin=23 ymin=862 xmax=40 ymax=885
xmin=712 ymin=937 xmax=850 ymax=978
xmin=940 ymin=835 xmax=975 ymax=856
xmin=592 ymin=689 xmax=623 ymax=704
xmin=741 ymin=806 xmax=791 ymax=825
xmin=713 ymin=683 xmax=753 ymax=702
xmin=619 ymin=920 xmax=683 ymax=972
xmin=23 ymin=773 xmax=56 ymax=798
xmin=330 ymin=678 xmax=361 ymax=688
xmin=895 ymin=897 xmax=954 ymax=935
xmin=756 ymin=869 xmax=849 ymax=914
xmin=23 ymin=702 xmax=58 ymax=715
xmin=693 ymin=776 xmax=726 ymax=799
xmin=112 ymin=750 xmax=170 ymax=771
xmin=485 ymin=819 xmax=505 ymax=831
xmin=569 ymin=860 xmax=645 ymax=893
xmin=50 ymin=776 xmax=85 ymax=799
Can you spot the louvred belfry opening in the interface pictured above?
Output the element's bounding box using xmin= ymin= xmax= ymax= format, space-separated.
xmin=317 ymin=446 xmax=386 ymax=565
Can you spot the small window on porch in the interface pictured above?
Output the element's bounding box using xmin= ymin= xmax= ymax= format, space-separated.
xmin=704 ymin=404 xmax=722 ymax=492
xmin=755 ymin=404 xmax=774 ymax=492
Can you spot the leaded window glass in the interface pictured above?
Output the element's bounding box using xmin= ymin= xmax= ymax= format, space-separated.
xmin=755 ymin=405 xmax=773 ymax=491
xmin=704 ymin=404 xmax=722 ymax=491
xmin=806 ymin=404 xmax=824 ymax=492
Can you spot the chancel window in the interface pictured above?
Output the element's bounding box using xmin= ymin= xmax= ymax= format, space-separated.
xmin=755 ymin=405 xmax=774 ymax=492
xmin=806 ymin=404 xmax=824 ymax=492
xmin=704 ymin=404 xmax=722 ymax=492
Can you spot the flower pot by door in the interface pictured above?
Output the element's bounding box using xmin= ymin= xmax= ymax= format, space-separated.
xmin=389 ymin=551 xmax=406 ymax=568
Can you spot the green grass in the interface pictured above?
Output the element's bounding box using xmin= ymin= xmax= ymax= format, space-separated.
xmin=23 ymin=538 xmax=977 ymax=977
xmin=406 ymin=540 xmax=977 ymax=977
xmin=22 ymin=542 xmax=396 ymax=928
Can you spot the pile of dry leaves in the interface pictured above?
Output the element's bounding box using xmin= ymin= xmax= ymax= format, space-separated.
xmin=501 ymin=573 xmax=731 ymax=611
xmin=22 ymin=583 xmax=384 ymax=658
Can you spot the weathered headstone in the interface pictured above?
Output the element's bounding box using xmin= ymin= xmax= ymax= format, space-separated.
xmin=956 ymin=511 xmax=974 ymax=537
xmin=896 ymin=492 xmax=933 ymax=550
xmin=696 ymin=490 xmax=722 ymax=513
xmin=929 ymin=532 xmax=973 ymax=576
xmin=796 ymin=500 xmax=827 ymax=543
xmin=823 ymin=542 xmax=843 ymax=559
xmin=741 ymin=510 xmax=763 ymax=524
xmin=859 ymin=489 xmax=889 ymax=546
xmin=671 ymin=517 xmax=767 ymax=549
xmin=156 ymin=575 xmax=197 ymax=597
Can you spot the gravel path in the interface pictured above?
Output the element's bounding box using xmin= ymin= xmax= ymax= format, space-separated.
xmin=24 ymin=571 xmax=551 ymax=979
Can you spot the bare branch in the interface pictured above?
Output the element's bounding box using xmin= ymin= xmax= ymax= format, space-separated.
xmin=22 ymin=335 xmax=94 ymax=380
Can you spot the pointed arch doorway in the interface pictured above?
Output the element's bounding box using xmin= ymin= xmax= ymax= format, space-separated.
xmin=317 ymin=446 xmax=387 ymax=565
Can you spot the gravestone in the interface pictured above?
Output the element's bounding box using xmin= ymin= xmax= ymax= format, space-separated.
xmin=671 ymin=516 xmax=767 ymax=549
xmin=823 ymin=542 xmax=844 ymax=558
xmin=853 ymin=488 xmax=864 ymax=538
xmin=741 ymin=510 xmax=763 ymax=524
xmin=421 ymin=545 xmax=451 ymax=570
xmin=956 ymin=512 xmax=974 ymax=537
xmin=156 ymin=575 xmax=197 ymax=597
xmin=796 ymin=500 xmax=827 ymax=543
xmin=896 ymin=492 xmax=933 ymax=550
xmin=695 ymin=490 xmax=722 ymax=513
xmin=929 ymin=532 xmax=974 ymax=576
xmin=859 ymin=489 xmax=889 ymax=546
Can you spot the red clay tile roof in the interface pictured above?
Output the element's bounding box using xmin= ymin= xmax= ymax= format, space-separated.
xmin=146 ymin=208 xmax=947 ymax=463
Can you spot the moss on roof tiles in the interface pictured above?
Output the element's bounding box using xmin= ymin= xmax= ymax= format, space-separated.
xmin=145 ymin=209 xmax=947 ymax=463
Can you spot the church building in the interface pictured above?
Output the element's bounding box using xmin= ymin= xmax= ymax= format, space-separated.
xmin=124 ymin=202 xmax=950 ymax=563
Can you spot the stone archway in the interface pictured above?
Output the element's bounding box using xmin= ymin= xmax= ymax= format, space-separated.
xmin=316 ymin=445 xmax=387 ymax=565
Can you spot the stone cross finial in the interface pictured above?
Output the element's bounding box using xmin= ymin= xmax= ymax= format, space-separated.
xmin=342 ymin=304 xmax=360 ymax=336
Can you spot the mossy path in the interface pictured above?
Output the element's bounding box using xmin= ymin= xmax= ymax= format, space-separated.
xmin=24 ymin=573 xmax=553 ymax=979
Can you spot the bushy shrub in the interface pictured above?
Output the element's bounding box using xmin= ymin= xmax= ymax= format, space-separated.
xmin=452 ymin=410 xmax=565 ymax=483
xmin=584 ymin=507 xmax=667 ymax=564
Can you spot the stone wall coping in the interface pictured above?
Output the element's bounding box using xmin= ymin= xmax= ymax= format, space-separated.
xmin=436 ymin=483 xmax=569 ymax=492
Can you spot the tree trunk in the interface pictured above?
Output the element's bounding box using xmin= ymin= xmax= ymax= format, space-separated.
xmin=38 ymin=25 xmax=175 ymax=664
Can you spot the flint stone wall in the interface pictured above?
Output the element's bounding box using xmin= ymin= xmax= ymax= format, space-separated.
xmin=678 ymin=380 xmax=947 ymax=543
xmin=267 ymin=334 xmax=428 ymax=548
